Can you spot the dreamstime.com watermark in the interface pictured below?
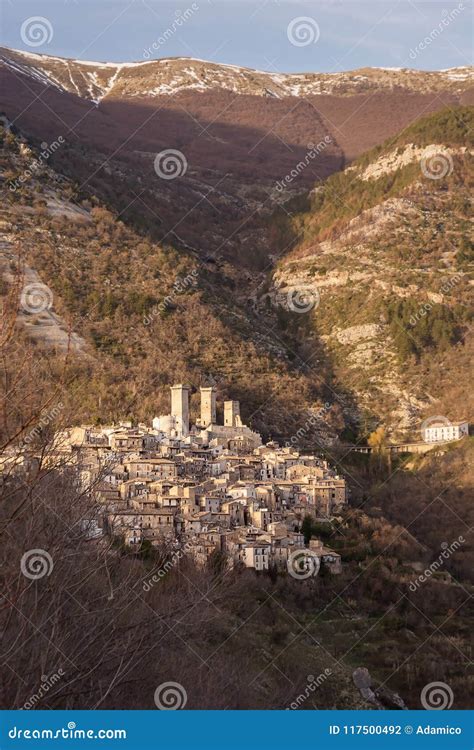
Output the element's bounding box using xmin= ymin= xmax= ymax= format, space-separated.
xmin=143 ymin=269 xmax=198 ymax=325
xmin=409 ymin=4 xmax=465 ymax=60
xmin=420 ymin=414 xmax=454 ymax=440
xmin=20 ymin=549 xmax=54 ymax=580
xmin=143 ymin=4 xmax=199 ymax=59
xmin=287 ymin=669 xmax=333 ymax=709
xmin=287 ymin=549 xmax=321 ymax=580
xmin=409 ymin=536 xmax=465 ymax=591
xmin=285 ymin=402 xmax=331 ymax=448
xmin=285 ymin=286 xmax=320 ymax=314
xmin=408 ymin=273 xmax=462 ymax=327
xmin=9 ymin=137 xmax=65 ymax=192
xmin=143 ymin=541 xmax=194 ymax=591
xmin=154 ymin=149 xmax=188 ymax=180
xmin=420 ymin=149 xmax=454 ymax=180
xmin=20 ymin=16 xmax=53 ymax=47
xmin=275 ymin=136 xmax=332 ymax=193
xmin=8 ymin=724 xmax=127 ymax=740
xmin=21 ymin=670 xmax=65 ymax=710
xmin=287 ymin=16 xmax=320 ymax=47
xmin=420 ymin=681 xmax=454 ymax=710
xmin=20 ymin=282 xmax=54 ymax=314
xmin=22 ymin=403 xmax=64 ymax=445
xmin=154 ymin=681 xmax=187 ymax=709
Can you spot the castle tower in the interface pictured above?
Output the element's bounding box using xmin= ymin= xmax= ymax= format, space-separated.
xmin=199 ymin=386 xmax=216 ymax=428
xmin=224 ymin=400 xmax=240 ymax=428
xmin=171 ymin=384 xmax=190 ymax=437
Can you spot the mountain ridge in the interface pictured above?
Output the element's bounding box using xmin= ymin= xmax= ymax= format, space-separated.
xmin=2 ymin=46 xmax=473 ymax=103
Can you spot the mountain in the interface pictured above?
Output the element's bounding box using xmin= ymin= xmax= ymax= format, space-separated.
xmin=1 ymin=124 xmax=341 ymax=442
xmin=270 ymin=106 xmax=473 ymax=435
xmin=1 ymin=47 xmax=473 ymax=714
xmin=1 ymin=48 xmax=472 ymax=267
xmin=3 ymin=48 xmax=473 ymax=102
xmin=0 ymin=49 xmax=472 ymax=441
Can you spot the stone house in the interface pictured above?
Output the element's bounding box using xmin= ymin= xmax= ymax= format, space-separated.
xmin=243 ymin=542 xmax=271 ymax=571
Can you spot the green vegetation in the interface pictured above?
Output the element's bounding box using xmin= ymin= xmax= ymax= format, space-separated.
xmin=269 ymin=105 xmax=473 ymax=432
xmin=387 ymin=298 xmax=460 ymax=360
xmin=273 ymin=107 xmax=474 ymax=252
xmin=396 ymin=105 xmax=474 ymax=148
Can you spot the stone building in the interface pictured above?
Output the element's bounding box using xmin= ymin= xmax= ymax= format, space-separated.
xmin=422 ymin=419 xmax=469 ymax=443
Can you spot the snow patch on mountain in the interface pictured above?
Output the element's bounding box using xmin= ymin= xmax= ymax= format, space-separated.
xmin=1 ymin=47 xmax=473 ymax=103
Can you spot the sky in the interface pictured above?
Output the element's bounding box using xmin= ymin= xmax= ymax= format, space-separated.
xmin=1 ymin=0 xmax=473 ymax=72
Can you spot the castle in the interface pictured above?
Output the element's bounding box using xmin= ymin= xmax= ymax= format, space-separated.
xmin=152 ymin=384 xmax=262 ymax=451
xmin=35 ymin=381 xmax=348 ymax=573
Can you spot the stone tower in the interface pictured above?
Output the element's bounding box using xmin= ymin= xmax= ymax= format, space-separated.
xmin=171 ymin=384 xmax=190 ymax=437
xmin=224 ymin=400 xmax=240 ymax=427
xmin=199 ymin=386 xmax=216 ymax=428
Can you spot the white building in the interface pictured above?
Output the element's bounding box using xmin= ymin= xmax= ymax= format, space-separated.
xmin=243 ymin=542 xmax=271 ymax=571
xmin=423 ymin=420 xmax=469 ymax=443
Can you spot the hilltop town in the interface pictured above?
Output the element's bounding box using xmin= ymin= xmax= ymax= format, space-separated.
xmin=53 ymin=384 xmax=347 ymax=576
xmin=0 ymin=24 xmax=472 ymax=712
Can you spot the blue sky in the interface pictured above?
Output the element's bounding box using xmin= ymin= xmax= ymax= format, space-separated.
xmin=2 ymin=0 xmax=473 ymax=72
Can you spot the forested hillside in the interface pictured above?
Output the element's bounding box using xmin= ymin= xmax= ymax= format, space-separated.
xmin=271 ymin=107 xmax=473 ymax=436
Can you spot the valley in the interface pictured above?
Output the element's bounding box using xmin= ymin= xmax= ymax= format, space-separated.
xmin=1 ymin=49 xmax=473 ymax=439
xmin=0 ymin=46 xmax=472 ymax=712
